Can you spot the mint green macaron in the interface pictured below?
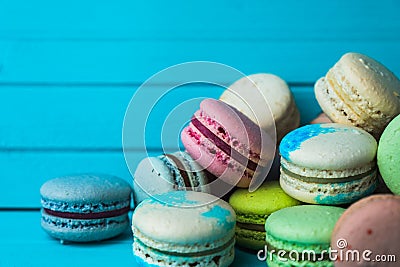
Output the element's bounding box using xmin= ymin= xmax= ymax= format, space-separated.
xmin=377 ymin=114 xmax=400 ymax=195
xmin=228 ymin=181 xmax=300 ymax=250
xmin=265 ymin=205 xmax=345 ymax=267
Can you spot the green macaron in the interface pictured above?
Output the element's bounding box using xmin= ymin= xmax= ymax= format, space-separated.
xmin=228 ymin=181 xmax=300 ymax=250
xmin=265 ymin=205 xmax=345 ymax=267
xmin=377 ymin=114 xmax=400 ymax=195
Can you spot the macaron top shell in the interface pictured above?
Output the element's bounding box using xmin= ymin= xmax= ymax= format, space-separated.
xmin=221 ymin=74 xmax=291 ymax=123
xmin=280 ymin=123 xmax=377 ymax=170
xmin=40 ymin=174 xmax=132 ymax=203
xmin=220 ymin=73 xmax=299 ymax=140
xmin=266 ymin=205 xmax=345 ymax=244
xmin=329 ymin=53 xmax=400 ymax=117
xmin=132 ymin=191 xmax=235 ymax=248
xmin=198 ymin=98 xmax=272 ymax=159
xmin=229 ymin=181 xmax=300 ymax=223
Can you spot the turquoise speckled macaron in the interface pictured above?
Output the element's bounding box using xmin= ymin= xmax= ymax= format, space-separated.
xmin=279 ymin=123 xmax=378 ymax=204
xmin=132 ymin=191 xmax=236 ymax=267
xmin=265 ymin=205 xmax=345 ymax=267
xmin=229 ymin=181 xmax=300 ymax=250
xmin=40 ymin=174 xmax=132 ymax=242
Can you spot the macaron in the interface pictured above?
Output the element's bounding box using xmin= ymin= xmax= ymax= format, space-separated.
xmin=315 ymin=52 xmax=400 ymax=138
xmin=310 ymin=113 xmax=332 ymax=124
xmin=331 ymin=195 xmax=400 ymax=266
xmin=181 ymin=98 xmax=275 ymax=190
xmin=279 ymin=123 xmax=378 ymax=205
xmin=228 ymin=181 xmax=301 ymax=250
xmin=133 ymin=151 xmax=211 ymax=204
xmin=132 ymin=191 xmax=236 ymax=267
xmin=377 ymin=114 xmax=400 ymax=195
xmin=220 ymin=73 xmax=300 ymax=143
xmin=265 ymin=205 xmax=345 ymax=267
xmin=40 ymin=174 xmax=132 ymax=242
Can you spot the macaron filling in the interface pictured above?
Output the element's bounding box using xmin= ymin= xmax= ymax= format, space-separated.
xmin=164 ymin=153 xmax=196 ymax=189
xmin=43 ymin=206 xmax=130 ymax=219
xmin=236 ymin=222 xmax=265 ymax=232
xmin=190 ymin=115 xmax=259 ymax=171
xmin=281 ymin=164 xmax=377 ymax=184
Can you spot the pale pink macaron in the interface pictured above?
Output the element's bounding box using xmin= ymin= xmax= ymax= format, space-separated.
xmin=331 ymin=194 xmax=400 ymax=266
xmin=181 ymin=98 xmax=275 ymax=190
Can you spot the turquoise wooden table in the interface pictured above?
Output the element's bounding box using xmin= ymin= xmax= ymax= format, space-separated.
xmin=1 ymin=0 xmax=399 ymax=266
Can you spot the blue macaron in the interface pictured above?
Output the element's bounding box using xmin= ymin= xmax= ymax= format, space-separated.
xmin=40 ymin=174 xmax=132 ymax=242
xmin=132 ymin=191 xmax=236 ymax=267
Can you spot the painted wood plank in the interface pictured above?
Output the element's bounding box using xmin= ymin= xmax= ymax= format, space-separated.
xmin=0 ymin=86 xmax=321 ymax=149
xmin=0 ymin=151 xmax=147 ymax=208
xmin=0 ymin=41 xmax=399 ymax=83
xmin=0 ymin=0 xmax=399 ymax=41
xmin=0 ymin=151 xmax=158 ymax=208
xmin=0 ymin=211 xmax=262 ymax=266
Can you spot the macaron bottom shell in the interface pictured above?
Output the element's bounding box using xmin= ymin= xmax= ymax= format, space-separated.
xmin=41 ymin=211 xmax=130 ymax=242
xmin=265 ymin=230 xmax=332 ymax=267
xmin=280 ymin=168 xmax=377 ymax=204
xmin=235 ymin=226 xmax=266 ymax=250
xmin=133 ymin=237 xmax=235 ymax=267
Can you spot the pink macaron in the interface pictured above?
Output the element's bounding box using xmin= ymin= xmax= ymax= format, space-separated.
xmin=331 ymin=194 xmax=400 ymax=266
xmin=181 ymin=98 xmax=274 ymax=189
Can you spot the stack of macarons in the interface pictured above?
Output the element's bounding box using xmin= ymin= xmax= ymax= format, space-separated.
xmin=131 ymin=53 xmax=400 ymax=266
xmin=39 ymin=52 xmax=400 ymax=266
xmin=133 ymin=74 xmax=300 ymax=202
xmin=269 ymin=52 xmax=400 ymax=266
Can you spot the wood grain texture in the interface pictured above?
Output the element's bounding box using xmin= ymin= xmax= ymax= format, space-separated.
xmin=1 ymin=0 xmax=399 ymax=40
xmin=0 ymin=86 xmax=321 ymax=149
xmin=1 ymin=0 xmax=399 ymax=266
xmin=0 ymin=1 xmax=399 ymax=83
xmin=0 ymin=41 xmax=399 ymax=83
xmin=0 ymin=151 xmax=150 ymax=208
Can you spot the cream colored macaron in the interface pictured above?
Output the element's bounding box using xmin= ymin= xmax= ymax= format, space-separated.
xmin=220 ymin=73 xmax=300 ymax=143
xmin=315 ymin=52 xmax=400 ymax=138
